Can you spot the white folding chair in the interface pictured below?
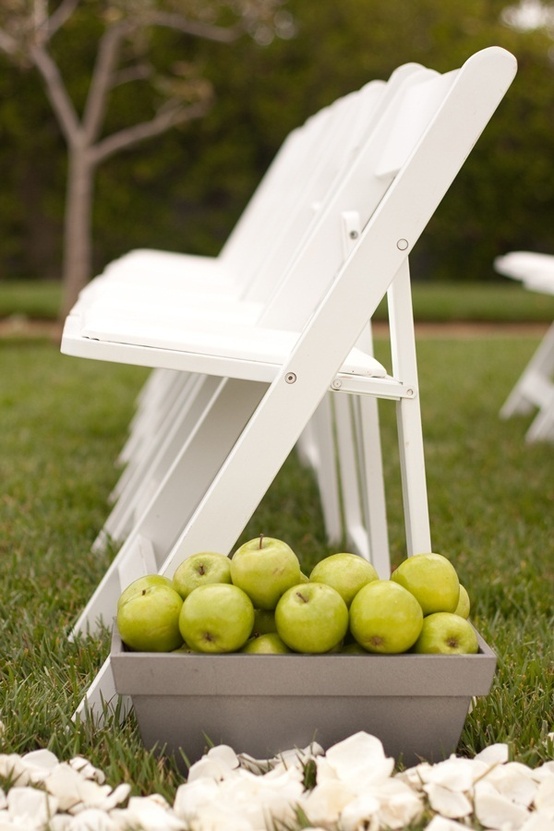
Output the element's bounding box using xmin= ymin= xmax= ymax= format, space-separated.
xmin=78 ymin=65 xmax=427 ymax=566
xmin=60 ymin=46 xmax=517 ymax=721
xmin=494 ymin=251 xmax=554 ymax=441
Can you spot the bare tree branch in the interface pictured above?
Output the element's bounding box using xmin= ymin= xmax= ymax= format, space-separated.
xmin=0 ymin=27 xmax=18 ymax=56
xmin=29 ymin=42 xmax=82 ymax=143
xmin=89 ymin=98 xmax=212 ymax=165
xmin=42 ymin=0 xmax=81 ymax=41
xmin=112 ymin=62 xmax=153 ymax=88
xmin=82 ymin=21 xmax=133 ymax=143
xmin=145 ymin=11 xmax=244 ymax=43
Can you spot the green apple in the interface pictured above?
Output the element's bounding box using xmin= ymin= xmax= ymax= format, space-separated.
xmin=413 ymin=612 xmax=478 ymax=654
xmin=309 ymin=552 xmax=379 ymax=607
xmin=179 ymin=583 xmax=254 ymax=653
xmin=275 ymin=582 xmax=349 ymax=653
xmin=117 ymin=579 xmax=184 ymax=652
xmin=230 ymin=535 xmax=302 ymax=610
xmin=454 ymin=584 xmax=471 ymax=619
xmin=172 ymin=551 xmax=231 ymax=599
xmin=390 ymin=552 xmax=460 ymax=615
xmin=241 ymin=633 xmax=291 ymax=654
xmin=117 ymin=574 xmax=174 ymax=612
xmin=252 ymin=608 xmax=277 ymax=636
xmin=349 ymin=580 xmax=423 ymax=654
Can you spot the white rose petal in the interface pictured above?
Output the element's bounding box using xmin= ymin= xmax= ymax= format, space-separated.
xmin=48 ymin=814 xmax=74 ymax=831
xmin=324 ymin=732 xmax=395 ymax=785
xmin=186 ymin=754 xmax=238 ymax=783
xmin=532 ymin=762 xmax=554 ymax=783
xmin=96 ymin=783 xmax=132 ymax=812
xmin=7 ymin=785 xmax=59 ymax=829
xmin=205 ymin=744 xmax=240 ymax=771
xmin=424 ymin=816 xmax=472 ymax=831
xmin=396 ymin=762 xmax=433 ymax=791
xmin=277 ymin=742 xmax=324 ymax=769
xmin=534 ymin=776 xmax=554 ymax=817
xmin=173 ymin=777 xmax=221 ymax=822
xmin=519 ymin=812 xmax=554 ymax=831
xmin=424 ymin=782 xmax=473 ymax=818
xmin=0 ymin=755 xmax=30 ymax=786
xmin=421 ymin=756 xmax=487 ymax=791
xmin=475 ymin=744 xmax=510 ymax=765
xmin=21 ymin=749 xmax=60 ymax=775
xmin=66 ymin=807 xmax=120 ymax=831
xmin=474 ymin=789 xmax=531 ymax=830
xmin=185 ymin=803 xmax=255 ymax=831
xmin=215 ymin=767 xmax=303 ymax=830
xmin=0 ymin=790 xmax=6 ymax=811
xmin=122 ymin=795 xmax=186 ymax=831
xmin=0 ymin=815 xmax=22 ymax=831
xmin=45 ymin=764 xmax=112 ymax=813
xmin=369 ymin=778 xmax=424 ymax=829
xmin=484 ymin=763 xmax=538 ymax=807
xmin=315 ymin=755 xmax=340 ymax=783
xmin=338 ymin=792 xmax=380 ymax=831
xmin=300 ymin=779 xmax=357 ymax=826
xmin=69 ymin=758 xmax=106 ymax=785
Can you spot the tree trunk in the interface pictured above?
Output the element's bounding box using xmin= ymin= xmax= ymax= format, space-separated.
xmin=61 ymin=145 xmax=94 ymax=318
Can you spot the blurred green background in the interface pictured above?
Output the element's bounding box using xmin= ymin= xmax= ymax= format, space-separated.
xmin=1 ymin=0 xmax=554 ymax=288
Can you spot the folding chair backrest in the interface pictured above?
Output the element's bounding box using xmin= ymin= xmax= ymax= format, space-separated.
xmin=119 ymin=47 xmax=515 ymax=575
xmin=259 ymin=66 xmax=456 ymax=331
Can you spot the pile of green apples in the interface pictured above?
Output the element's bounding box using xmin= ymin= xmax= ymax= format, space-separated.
xmin=116 ymin=535 xmax=478 ymax=656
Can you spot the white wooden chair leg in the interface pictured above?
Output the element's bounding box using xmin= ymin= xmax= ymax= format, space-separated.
xmin=500 ymin=322 xmax=554 ymax=419
xmin=73 ymin=378 xmax=267 ymax=637
xmin=353 ymin=395 xmax=390 ymax=577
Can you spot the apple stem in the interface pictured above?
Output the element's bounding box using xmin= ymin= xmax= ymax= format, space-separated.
xmin=259 ymin=533 xmax=264 ymax=550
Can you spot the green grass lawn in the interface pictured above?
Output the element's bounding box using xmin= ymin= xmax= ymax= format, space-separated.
xmin=0 ymin=329 xmax=552 ymax=808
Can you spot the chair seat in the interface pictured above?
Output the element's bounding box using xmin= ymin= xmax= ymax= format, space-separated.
xmin=63 ymin=312 xmax=388 ymax=383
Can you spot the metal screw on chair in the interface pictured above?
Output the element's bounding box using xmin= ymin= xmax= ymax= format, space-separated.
xmin=349 ymin=230 xmax=359 ymax=240
xmin=285 ymin=372 xmax=297 ymax=384
xmin=397 ymin=238 xmax=409 ymax=250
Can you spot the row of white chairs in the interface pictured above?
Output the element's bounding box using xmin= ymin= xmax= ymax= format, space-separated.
xmin=59 ymin=46 xmax=517 ymax=723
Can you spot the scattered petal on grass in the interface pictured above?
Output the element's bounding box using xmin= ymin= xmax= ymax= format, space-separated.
xmin=474 ymin=788 xmax=530 ymax=830
xmin=534 ymin=776 xmax=554 ymax=816
xmin=115 ymin=795 xmax=186 ymax=831
xmin=173 ymin=777 xmax=221 ymax=823
xmin=66 ymin=807 xmax=120 ymax=831
xmin=475 ymin=744 xmax=510 ymax=765
xmin=302 ymin=778 xmax=359 ymax=825
xmin=0 ymin=733 xmax=552 ymax=831
xmin=424 ymin=816 xmax=471 ymax=831
xmin=21 ymin=749 xmax=60 ymax=779
xmin=423 ymin=782 xmax=473 ymax=818
xmin=338 ymin=792 xmax=380 ymax=831
xmin=532 ymin=762 xmax=554 ymax=783
xmin=69 ymin=758 xmax=107 ymax=785
xmin=44 ymin=764 xmax=117 ymax=813
xmin=7 ymin=785 xmax=59 ymax=829
xmin=0 ymin=754 xmax=31 ymax=786
xmin=519 ymin=812 xmax=554 ymax=831
xmin=483 ymin=762 xmax=538 ymax=807
xmin=368 ymin=778 xmax=425 ymax=829
xmin=324 ymin=732 xmax=395 ymax=786
xmin=418 ymin=755 xmax=487 ymax=791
